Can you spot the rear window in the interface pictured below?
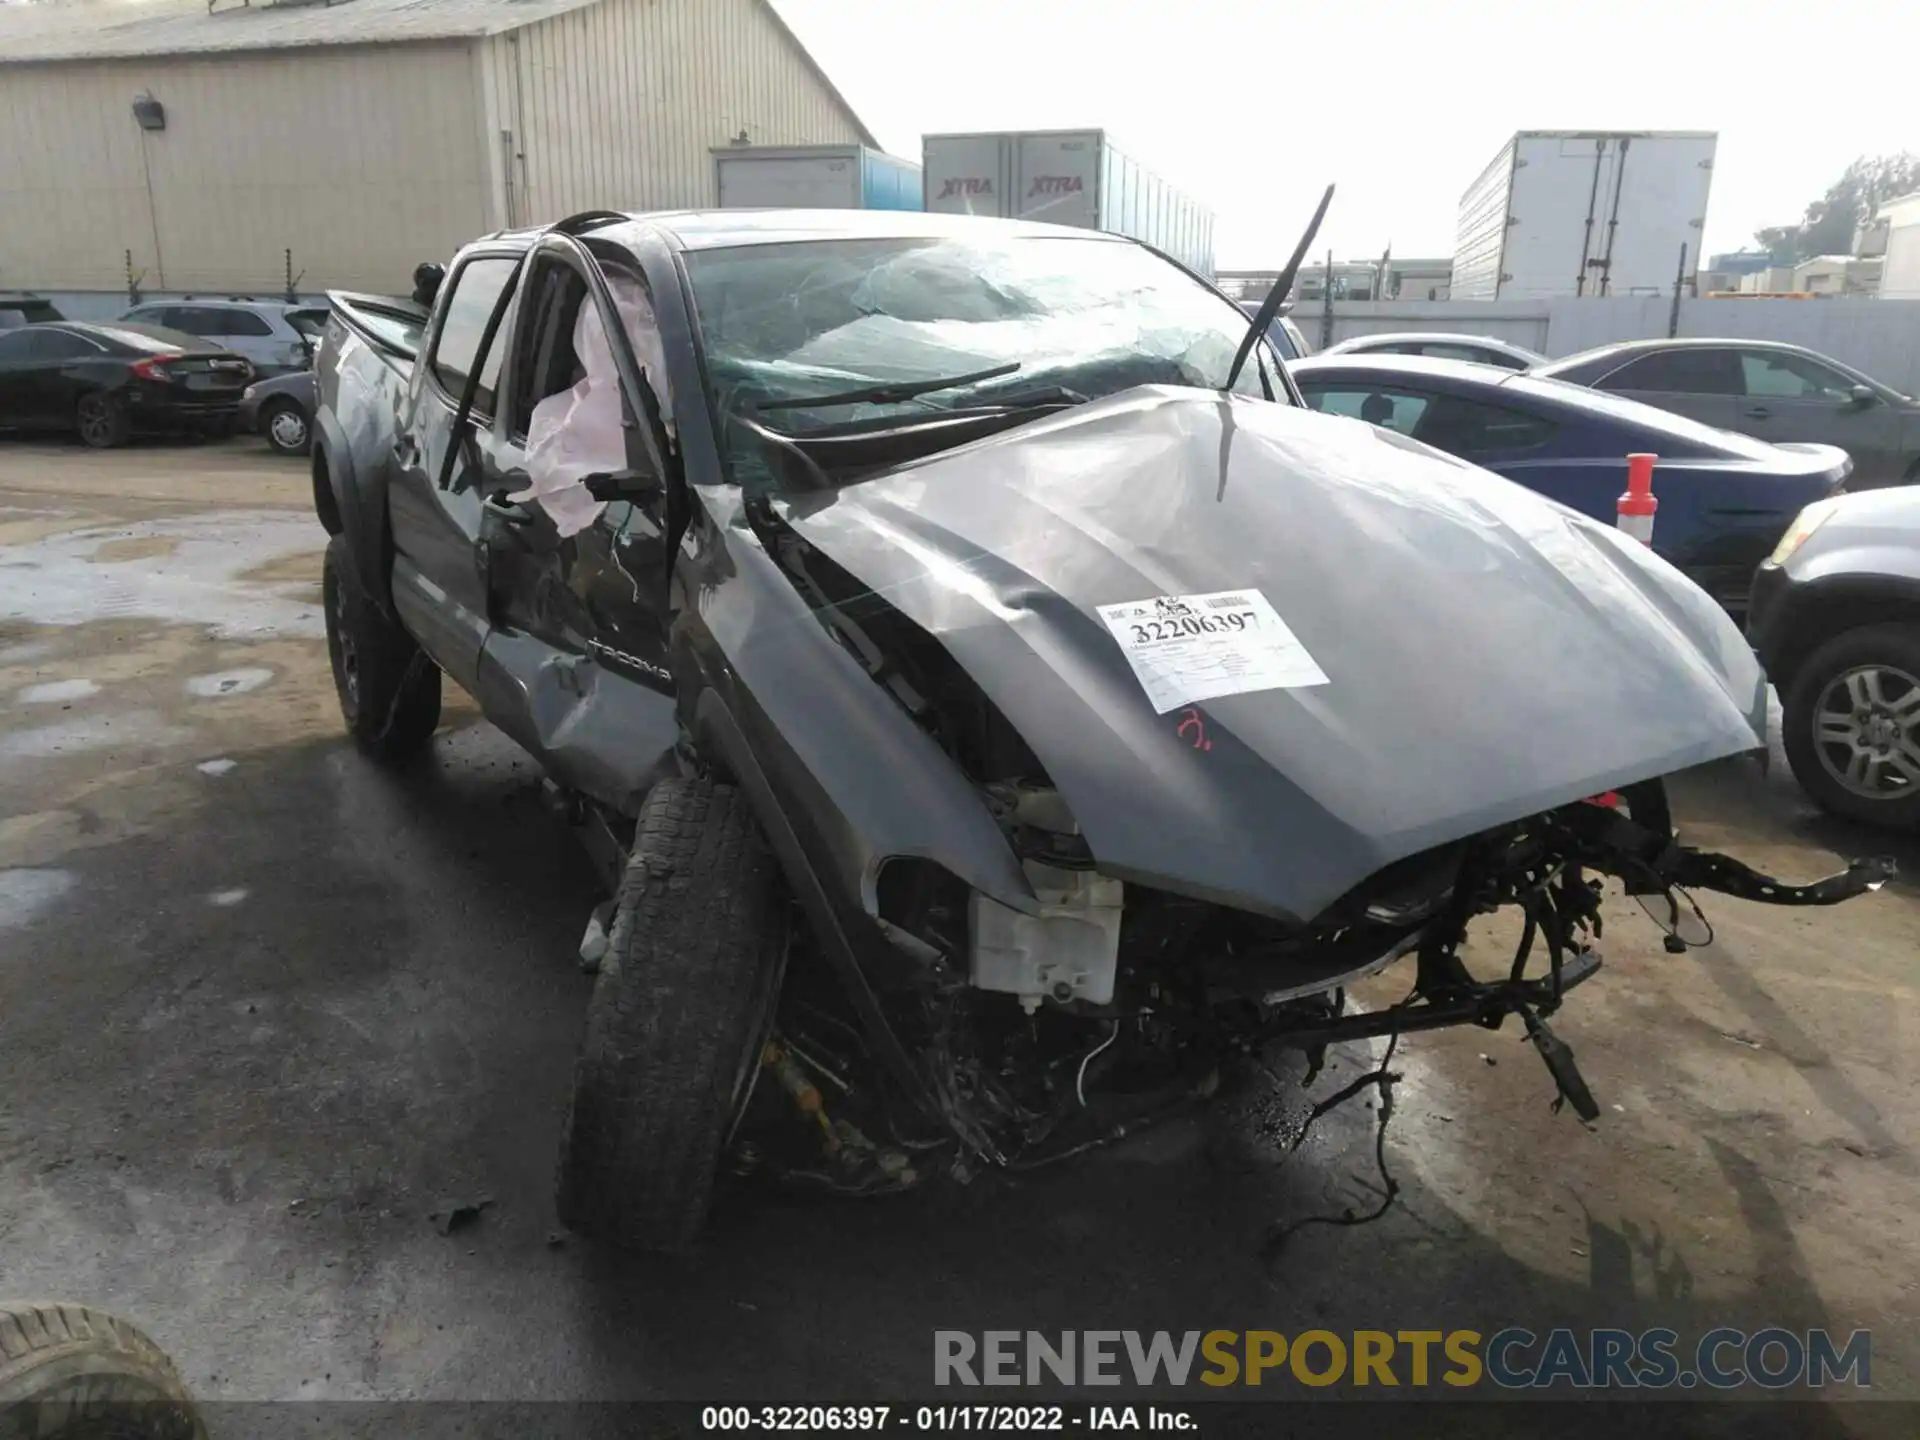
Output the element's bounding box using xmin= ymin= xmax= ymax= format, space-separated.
xmin=429 ymin=256 xmax=518 ymax=411
xmin=208 ymin=308 xmax=275 ymax=338
xmin=1596 ymin=347 xmax=1740 ymax=396
xmin=0 ymin=305 xmax=61 ymax=330
xmin=33 ymin=330 xmax=105 ymax=360
xmin=80 ymin=324 xmax=195 ymax=353
xmin=287 ymin=308 xmax=331 ymax=340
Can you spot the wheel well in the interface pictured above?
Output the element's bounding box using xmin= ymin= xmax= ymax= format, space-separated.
xmin=1771 ymin=591 xmax=1920 ymax=689
xmin=310 ymin=444 xmax=344 ymax=535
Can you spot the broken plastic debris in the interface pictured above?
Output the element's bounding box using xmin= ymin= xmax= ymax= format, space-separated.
xmin=578 ymin=900 xmax=615 ymax=973
xmin=186 ymin=668 xmax=273 ymax=698
xmin=429 ymin=1197 xmax=493 ymax=1236
xmin=197 ymin=757 xmax=237 ymax=776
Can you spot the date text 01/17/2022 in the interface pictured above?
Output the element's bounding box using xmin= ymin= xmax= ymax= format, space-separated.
xmin=699 ymin=1405 xmax=1197 ymax=1431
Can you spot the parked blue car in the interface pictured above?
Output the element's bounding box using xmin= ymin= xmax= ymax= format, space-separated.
xmin=1290 ymin=354 xmax=1851 ymax=611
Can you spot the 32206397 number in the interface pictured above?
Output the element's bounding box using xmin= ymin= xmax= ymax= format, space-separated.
xmin=1131 ymin=611 xmax=1253 ymax=643
xmin=702 ymin=1406 xmax=893 ymax=1431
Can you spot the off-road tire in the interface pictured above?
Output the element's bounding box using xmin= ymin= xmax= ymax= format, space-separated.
xmin=556 ymin=776 xmax=787 ymax=1252
xmin=1782 ymin=622 xmax=1920 ymax=830
xmin=0 ymin=1302 xmax=204 ymax=1440
xmin=323 ymin=534 xmax=441 ymax=760
xmin=74 ymin=393 xmax=129 ymax=450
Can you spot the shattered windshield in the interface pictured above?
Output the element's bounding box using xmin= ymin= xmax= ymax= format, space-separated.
xmin=683 ymin=233 xmax=1283 ymax=485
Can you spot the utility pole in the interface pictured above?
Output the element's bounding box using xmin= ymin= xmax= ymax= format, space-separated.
xmin=1321 ymin=247 xmax=1335 ymax=349
xmin=1668 ymin=242 xmax=1688 ymax=338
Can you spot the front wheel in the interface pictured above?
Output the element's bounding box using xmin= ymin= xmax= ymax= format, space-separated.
xmin=556 ymin=776 xmax=788 ymax=1252
xmin=260 ymin=399 xmax=310 ymax=456
xmin=322 ymin=535 xmax=441 ymax=761
xmin=1782 ymin=622 xmax=1920 ymax=830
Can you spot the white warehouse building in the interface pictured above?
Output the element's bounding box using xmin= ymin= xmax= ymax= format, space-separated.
xmin=0 ymin=0 xmax=877 ymax=299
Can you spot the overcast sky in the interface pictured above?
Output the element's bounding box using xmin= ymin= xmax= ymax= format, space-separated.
xmin=776 ymin=0 xmax=1918 ymax=269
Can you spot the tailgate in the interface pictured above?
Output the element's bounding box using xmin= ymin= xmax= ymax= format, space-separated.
xmin=327 ymin=291 xmax=427 ymax=369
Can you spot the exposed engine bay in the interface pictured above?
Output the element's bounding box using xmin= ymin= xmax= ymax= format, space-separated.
xmin=720 ymin=512 xmax=1896 ymax=1201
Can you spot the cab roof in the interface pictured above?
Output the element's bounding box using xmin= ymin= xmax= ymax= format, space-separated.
xmin=478 ymin=209 xmax=1133 ymax=255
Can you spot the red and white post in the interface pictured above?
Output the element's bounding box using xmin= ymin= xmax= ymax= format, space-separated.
xmin=1617 ymin=452 xmax=1658 ymax=545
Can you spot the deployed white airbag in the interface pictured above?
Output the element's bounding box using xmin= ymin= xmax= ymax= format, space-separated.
xmin=510 ymin=273 xmax=673 ymax=537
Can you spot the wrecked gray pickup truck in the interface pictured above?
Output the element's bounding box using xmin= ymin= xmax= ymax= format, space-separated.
xmin=309 ymin=207 xmax=1890 ymax=1254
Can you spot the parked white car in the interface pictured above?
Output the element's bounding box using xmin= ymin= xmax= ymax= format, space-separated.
xmin=1323 ymin=332 xmax=1547 ymax=370
xmin=118 ymin=298 xmax=328 ymax=377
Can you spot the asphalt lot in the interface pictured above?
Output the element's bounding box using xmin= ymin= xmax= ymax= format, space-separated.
xmin=2 ymin=438 xmax=1917 ymax=1432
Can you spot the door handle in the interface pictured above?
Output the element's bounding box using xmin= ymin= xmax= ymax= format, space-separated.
xmin=484 ymin=491 xmax=532 ymax=525
xmin=1743 ymin=405 xmax=1772 ymax=420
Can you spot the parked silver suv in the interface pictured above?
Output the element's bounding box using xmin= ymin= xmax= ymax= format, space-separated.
xmin=118 ymin=298 xmax=327 ymax=377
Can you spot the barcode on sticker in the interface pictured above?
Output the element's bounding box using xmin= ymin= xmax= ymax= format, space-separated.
xmin=1204 ymin=593 xmax=1252 ymax=609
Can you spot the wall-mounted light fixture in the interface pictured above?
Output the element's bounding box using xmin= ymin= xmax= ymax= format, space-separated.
xmin=131 ymin=92 xmax=167 ymax=131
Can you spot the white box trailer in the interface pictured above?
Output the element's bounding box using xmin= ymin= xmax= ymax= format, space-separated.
xmin=712 ymin=144 xmax=922 ymax=211
xmin=921 ymin=129 xmax=1216 ymax=277
xmin=1451 ymin=131 xmax=1718 ymax=300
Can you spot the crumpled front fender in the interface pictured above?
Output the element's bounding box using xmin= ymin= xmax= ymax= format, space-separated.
xmin=676 ymin=486 xmax=1036 ymax=921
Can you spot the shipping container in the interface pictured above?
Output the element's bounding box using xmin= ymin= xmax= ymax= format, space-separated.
xmin=712 ymin=144 xmax=923 ymax=212
xmin=921 ymin=129 xmax=1216 ymax=277
xmin=1451 ymin=131 xmax=1717 ymax=300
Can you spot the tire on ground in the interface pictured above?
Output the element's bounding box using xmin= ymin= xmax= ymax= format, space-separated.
xmin=1782 ymin=621 xmax=1920 ymax=830
xmin=556 ymin=775 xmax=787 ymax=1252
xmin=74 ymin=393 xmax=129 ymax=449
xmin=0 ymin=1301 xmax=205 ymax=1440
xmin=260 ymin=398 xmax=310 ymax=456
xmin=322 ymin=534 xmax=441 ymax=760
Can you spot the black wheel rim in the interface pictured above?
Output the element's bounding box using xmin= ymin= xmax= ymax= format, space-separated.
xmin=78 ymin=394 xmax=114 ymax=445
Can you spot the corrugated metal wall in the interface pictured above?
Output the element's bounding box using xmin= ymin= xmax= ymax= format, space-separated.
xmin=0 ymin=43 xmax=489 ymax=294
xmin=486 ymin=0 xmax=864 ymax=225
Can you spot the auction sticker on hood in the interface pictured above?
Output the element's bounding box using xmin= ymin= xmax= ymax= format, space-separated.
xmin=1096 ymin=590 xmax=1327 ymax=713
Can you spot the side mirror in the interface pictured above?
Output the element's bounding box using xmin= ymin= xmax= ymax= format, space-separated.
xmin=583 ymin=469 xmax=659 ymax=501
xmin=1848 ymin=384 xmax=1878 ymax=409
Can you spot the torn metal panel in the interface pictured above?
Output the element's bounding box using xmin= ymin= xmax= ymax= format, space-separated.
xmin=778 ymin=386 xmax=1769 ymax=926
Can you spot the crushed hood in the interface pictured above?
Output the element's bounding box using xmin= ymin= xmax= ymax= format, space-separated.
xmin=776 ymin=387 xmax=1767 ymax=925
